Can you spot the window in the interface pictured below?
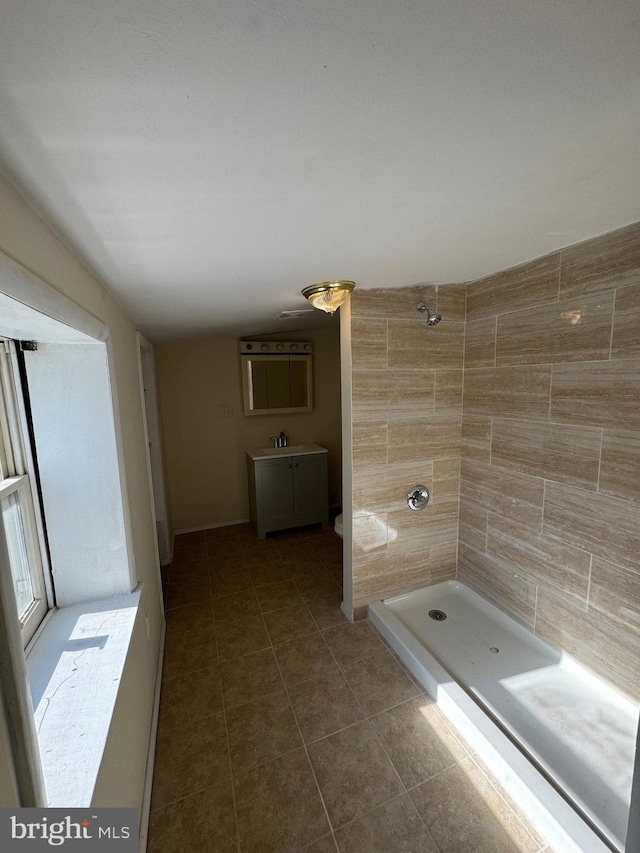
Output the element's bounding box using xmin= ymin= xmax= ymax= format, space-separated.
xmin=0 ymin=339 xmax=51 ymax=646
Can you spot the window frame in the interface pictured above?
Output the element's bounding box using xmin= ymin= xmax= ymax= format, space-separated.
xmin=0 ymin=474 xmax=49 ymax=645
xmin=0 ymin=339 xmax=53 ymax=647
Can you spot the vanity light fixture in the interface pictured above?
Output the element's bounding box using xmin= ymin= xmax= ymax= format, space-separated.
xmin=301 ymin=280 xmax=355 ymax=314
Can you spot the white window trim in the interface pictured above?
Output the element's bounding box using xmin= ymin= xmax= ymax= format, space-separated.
xmin=0 ymin=339 xmax=54 ymax=646
xmin=0 ymin=247 xmax=145 ymax=809
xmin=0 ymin=475 xmax=48 ymax=646
xmin=6 ymin=343 xmax=56 ymax=607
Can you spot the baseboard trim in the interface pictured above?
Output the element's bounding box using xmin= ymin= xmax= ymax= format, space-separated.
xmin=173 ymin=519 xmax=250 ymax=535
xmin=138 ymin=618 xmax=165 ymax=852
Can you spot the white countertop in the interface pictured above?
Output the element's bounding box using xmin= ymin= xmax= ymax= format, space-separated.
xmin=246 ymin=442 xmax=328 ymax=461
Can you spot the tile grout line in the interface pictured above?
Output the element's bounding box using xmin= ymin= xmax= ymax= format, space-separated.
xmin=213 ymin=528 xmax=319 ymax=852
xmin=317 ymin=625 xmax=444 ymax=849
xmin=608 ymin=287 xmax=616 ymax=360
xmin=214 ymin=565 xmax=348 ymax=849
xmin=180 ymin=534 xmax=451 ymax=849
xmin=595 ymin=427 xmax=604 ymax=494
xmin=270 ymin=636 xmax=339 ymax=851
xmin=176 ymin=530 xmax=549 ymax=851
xmin=307 ymin=630 xmax=409 ymax=837
xmin=269 ymin=622 xmax=422 ymax=836
xmin=219 ymin=684 xmax=241 ymax=853
xmin=207 ymin=557 xmax=242 ymax=853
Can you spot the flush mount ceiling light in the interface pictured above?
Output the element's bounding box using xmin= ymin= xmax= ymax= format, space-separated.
xmin=301 ymin=280 xmax=355 ymax=314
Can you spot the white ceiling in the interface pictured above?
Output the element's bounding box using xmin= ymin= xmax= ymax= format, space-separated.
xmin=0 ymin=0 xmax=639 ymax=342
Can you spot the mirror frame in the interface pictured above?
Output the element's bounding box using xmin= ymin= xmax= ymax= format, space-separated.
xmin=241 ymin=351 xmax=313 ymax=416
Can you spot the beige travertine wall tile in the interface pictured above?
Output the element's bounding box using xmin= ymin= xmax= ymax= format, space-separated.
xmin=466 ymin=253 xmax=560 ymax=320
xmin=430 ymin=539 xmax=458 ymax=584
xmin=389 ymin=285 xmax=439 ymax=318
xmin=559 ymin=222 xmax=640 ymax=300
xmin=599 ymin=429 xmax=640 ymax=503
xmin=350 ymin=284 xmax=463 ymax=610
xmin=460 ymin=460 xmax=544 ymax=531
xmin=458 ymin=497 xmax=487 ymax=552
xmin=463 ymin=365 xmax=551 ymax=419
xmin=589 ymin=556 xmax=640 ymax=635
xmin=353 ymin=462 xmax=433 ymax=516
xmin=456 ymin=223 xmax=640 ymax=695
xmin=353 ymin=512 xmax=388 ymax=556
xmin=432 ymin=458 xmax=461 ymax=504
xmin=611 ymin=282 xmax=640 ymax=359
xmin=458 ymin=543 xmax=536 ymax=629
xmin=355 ymin=538 xmax=432 ymax=597
xmin=490 ymin=418 xmax=601 ymax=490
xmin=536 ymin=588 xmax=640 ymax=700
xmin=543 ymin=481 xmax=640 ymax=572
xmin=435 ymin=283 xmax=466 ymax=322
xmin=550 ymin=359 xmax=640 ymax=431
xmin=351 ymin=227 xmax=640 ymax=644
xmin=387 ymin=500 xmax=459 ymax=550
xmin=352 ymin=369 xmax=435 ymax=421
xmin=384 ymin=531 xmax=444 ymax=560
xmin=350 ymin=289 xmax=393 ymax=317
xmin=487 ymin=513 xmax=590 ymax=606
xmin=464 ymin=317 xmax=496 ymax=368
xmin=461 ymin=418 xmax=491 ymax=463
xmin=353 ymin=548 xmax=432 ymax=607
xmin=496 ymin=291 xmax=614 ymax=365
xmin=352 ymin=421 xmax=387 ymax=471
xmin=352 ymin=318 xmax=387 ymax=369
xmin=388 ymin=319 xmax=464 ymax=370
xmin=351 ymin=286 xmax=437 ymax=318
xmin=435 ymin=370 xmax=463 ymax=416
xmin=388 ymin=418 xmax=462 ymax=464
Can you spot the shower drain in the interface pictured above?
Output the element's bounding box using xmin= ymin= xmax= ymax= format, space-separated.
xmin=428 ymin=609 xmax=447 ymax=621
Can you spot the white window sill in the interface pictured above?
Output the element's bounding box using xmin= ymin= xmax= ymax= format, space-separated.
xmin=26 ymin=589 xmax=141 ymax=807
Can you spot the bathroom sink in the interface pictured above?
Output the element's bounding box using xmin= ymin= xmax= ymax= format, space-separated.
xmin=259 ymin=444 xmax=308 ymax=455
xmin=246 ymin=442 xmax=328 ymax=461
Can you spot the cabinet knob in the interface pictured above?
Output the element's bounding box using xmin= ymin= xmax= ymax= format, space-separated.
xmin=293 ymin=462 xmax=298 ymax=467
xmin=287 ymin=463 xmax=292 ymax=468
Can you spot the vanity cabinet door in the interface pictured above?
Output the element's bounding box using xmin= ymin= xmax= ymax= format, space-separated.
xmin=248 ymin=451 xmax=328 ymax=538
xmin=259 ymin=458 xmax=295 ymax=528
xmin=292 ymin=455 xmax=328 ymax=523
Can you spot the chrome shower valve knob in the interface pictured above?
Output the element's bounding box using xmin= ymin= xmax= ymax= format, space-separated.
xmin=407 ymin=485 xmax=430 ymax=511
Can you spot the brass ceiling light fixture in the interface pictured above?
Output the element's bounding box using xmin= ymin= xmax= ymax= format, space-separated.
xmin=301 ymin=280 xmax=355 ymax=314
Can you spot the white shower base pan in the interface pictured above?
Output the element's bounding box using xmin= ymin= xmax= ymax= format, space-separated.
xmin=369 ymin=581 xmax=638 ymax=853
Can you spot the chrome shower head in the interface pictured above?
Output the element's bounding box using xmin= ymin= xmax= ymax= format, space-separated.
xmin=416 ymin=302 xmax=442 ymax=325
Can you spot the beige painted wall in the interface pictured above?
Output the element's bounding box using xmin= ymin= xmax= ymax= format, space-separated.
xmin=348 ymin=284 xmax=465 ymax=614
xmin=460 ymin=221 xmax=640 ymax=701
xmin=156 ymin=326 xmax=342 ymax=531
xmin=0 ymin=172 xmax=163 ymax=807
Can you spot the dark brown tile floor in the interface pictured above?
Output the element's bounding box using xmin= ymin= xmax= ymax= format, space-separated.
xmin=149 ymin=523 xmax=552 ymax=852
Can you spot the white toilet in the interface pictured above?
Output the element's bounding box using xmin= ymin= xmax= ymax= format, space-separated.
xmin=334 ymin=513 xmax=343 ymax=539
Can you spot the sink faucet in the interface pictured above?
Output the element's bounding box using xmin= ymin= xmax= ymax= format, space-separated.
xmin=270 ymin=432 xmax=291 ymax=448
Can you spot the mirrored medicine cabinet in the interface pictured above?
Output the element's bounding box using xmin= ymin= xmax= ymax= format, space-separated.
xmin=240 ymin=341 xmax=313 ymax=415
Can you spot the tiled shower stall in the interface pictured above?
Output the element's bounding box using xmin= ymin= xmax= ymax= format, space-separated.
xmin=349 ymin=221 xmax=640 ymax=701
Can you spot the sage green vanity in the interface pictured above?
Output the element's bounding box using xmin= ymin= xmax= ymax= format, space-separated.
xmin=246 ymin=443 xmax=329 ymax=539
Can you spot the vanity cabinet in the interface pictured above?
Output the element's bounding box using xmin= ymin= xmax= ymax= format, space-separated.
xmin=246 ymin=446 xmax=328 ymax=539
